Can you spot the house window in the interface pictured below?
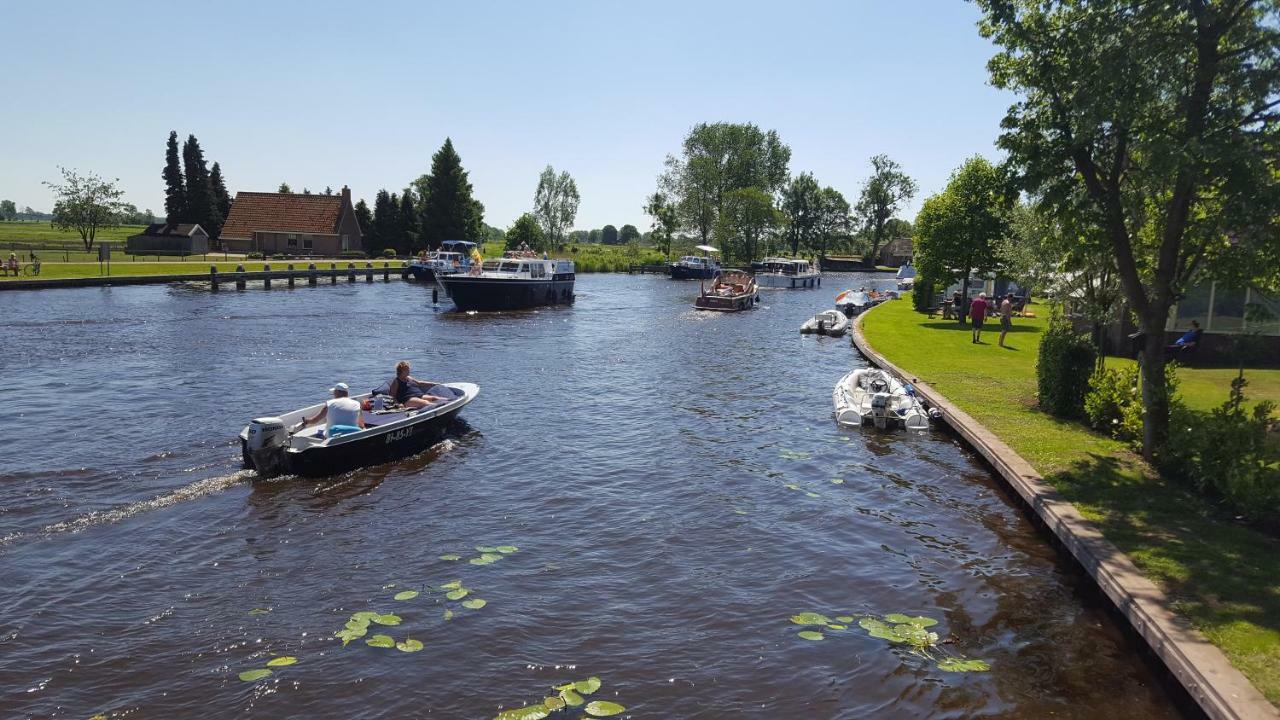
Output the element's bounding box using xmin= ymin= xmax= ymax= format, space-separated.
xmin=341 ymin=234 xmax=350 ymax=252
xmin=287 ymin=237 xmax=298 ymax=247
xmin=303 ymin=238 xmax=314 ymax=250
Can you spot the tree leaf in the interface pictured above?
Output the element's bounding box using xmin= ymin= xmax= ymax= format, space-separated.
xmin=266 ymin=656 xmax=297 ymax=667
xmin=462 ymin=598 xmax=487 ymax=609
xmin=238 ymin=668 xmax=272 ymax=681
xmin=366 ymin=634 xmax=395 ymax=648
xmin=396 ymin=638 xmax=424 ymax=653
xmin=585 ymin=700 xmax=627 ymax=716
xmin=789 ymin=612 xmax=830 ymax=626
xmin=797 ymin=630 xmax=825 ymax=641
xmin=394 ymin=590 xmax=420 ymax=601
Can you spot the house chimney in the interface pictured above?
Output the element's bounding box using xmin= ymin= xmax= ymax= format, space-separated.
xmin=341 ymin=185 xmax=351 ymax=203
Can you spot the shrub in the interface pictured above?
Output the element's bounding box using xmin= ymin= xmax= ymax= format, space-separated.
xmin=246 ymin=252 xmax=264 ymax=259
xmin=1160 ymin=375 xmax=1280 ymax=522
xmin=1036 ymin=313 xmax=1097 ymax=418
xmin=338 ymin=250 xmax=367 ymax=259
xmin=381 ymin=248 xmax=396 ymax=258
xmin=1084 ymin=365 xmax=1144 ymax=443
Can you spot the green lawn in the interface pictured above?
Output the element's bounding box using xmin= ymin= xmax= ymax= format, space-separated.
xmin=0 ymin=260 xmax=405 ymax=282
xmin=861 ymin=296 xmax=1280 ymax=706
xmin=0 ymin=221 xmax=146 ymax=247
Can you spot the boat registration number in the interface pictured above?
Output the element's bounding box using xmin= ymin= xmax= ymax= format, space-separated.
xmin=385 ymin=427 xmax=415 ymax=444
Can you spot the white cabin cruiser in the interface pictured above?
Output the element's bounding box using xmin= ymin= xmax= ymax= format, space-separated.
xmin=800 ymin=309 xmax=850 ymax=336
xmin=408 ymin=240 xmax=478 ymax=282
xmin=896 ymin=263 xmax=917 ymax=291
xmin=755 ymin=257 xmax=821 ymax=289
xmin=833 ymin=369 xmax=932 ymax=430
xmin=437 ymin=253 xmax=575 ymax=311
xmin=670 ymin=245 xmax=722 ymax=279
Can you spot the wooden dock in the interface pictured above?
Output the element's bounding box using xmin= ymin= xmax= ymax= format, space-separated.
xmin=628 ymin=264 xmax=670 ymax=274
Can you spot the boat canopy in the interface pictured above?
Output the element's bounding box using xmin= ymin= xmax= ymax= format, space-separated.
xmin=695 ymin=245 xmax=720 ymax=253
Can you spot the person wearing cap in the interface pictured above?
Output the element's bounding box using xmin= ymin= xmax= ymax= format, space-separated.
xmin=293 ymin=382 xmax=365 ymax=436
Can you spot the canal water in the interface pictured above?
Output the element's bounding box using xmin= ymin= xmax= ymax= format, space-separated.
xmin=0 ymin=274 xmax=1182 ymax=719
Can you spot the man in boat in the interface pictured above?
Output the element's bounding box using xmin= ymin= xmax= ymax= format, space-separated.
xmin=294 ymin=382 xmax=365 ymax=436
xmin=388 ymin=360 xmax=450 ymax=409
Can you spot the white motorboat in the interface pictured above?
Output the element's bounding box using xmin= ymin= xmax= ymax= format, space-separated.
xmin=834 ymin=289 xmax=872 ymax=316
xmin=800 ymin=309 xmax=850 ymax=336
xmin=896 ymin=263 xmax=917 ymax=291
xmin=755 ymin=257 xmax=821 ymax=289
xmin=832 ymin=369 xmax=931 ymax=430
xmin=671 ymin=246 xmax=722 ymax=280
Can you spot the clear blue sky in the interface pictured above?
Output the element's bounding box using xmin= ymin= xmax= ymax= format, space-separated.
xmin=1 ymin=0 xmax=1010 ymax=231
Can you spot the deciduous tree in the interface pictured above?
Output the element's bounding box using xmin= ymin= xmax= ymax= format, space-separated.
xmin=714 ymin=187 xmax=781 ymax=263
xmin=0 ymin=200 xmax=15 ymax=220
xmin=619 ymin=224 xmax=640 ymax=244
xmin=913 ymin=156 xmax=1011 ymax=310
xmin=781 ymin=172 xmax=821 ymax=256
xmin=601 ymin=224 xmax=619 ymax=245
xmin=278 ymin=182 xmax=292 ymax=194
xmin=978 ymin=0 xmax=1280 ymax=458
xmin=644 ymin=191 xmax=680 ymax=258
xmin=854 ymin=154 xmax=917 ymax=266
xmin=812 ymin=186 xmax=851 ymax=259
xmin=533 ymin=165 xmax=580 ymax=249
xmin=44 ymin=167 xmax=126 ymax=251
xmin=505 ymin=212 xmax=545 ymax=251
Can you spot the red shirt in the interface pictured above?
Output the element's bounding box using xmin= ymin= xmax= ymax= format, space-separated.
xmin=970 ymin=298 xmax=988 ymax=322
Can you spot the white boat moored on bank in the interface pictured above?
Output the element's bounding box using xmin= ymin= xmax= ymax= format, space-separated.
xmin=833 ymin=368 xmax=932 ymax=430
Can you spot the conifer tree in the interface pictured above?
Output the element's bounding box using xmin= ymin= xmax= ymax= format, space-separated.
xmin=400 ymin=188 xmax=419 ymax=252
xmin=182 ymin=135 xmax=220 ymax=234
xmin=417 ymin=138 xmax=485 ymax=249
xmin=278 ymin=182 xmax=292 ymax=193
xmin=370 ymin=189 xmax=396 ymax=256
xmin=162 ymin=131 xmax=186 ymax=224
xmin=354 ymin=199 xmax=373 ymax=242
xmin=209 ymin=162 xmax=232 ymax=234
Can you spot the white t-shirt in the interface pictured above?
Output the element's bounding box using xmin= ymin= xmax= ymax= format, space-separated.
xmin=326 ymin=397 xmax=362 ymax=429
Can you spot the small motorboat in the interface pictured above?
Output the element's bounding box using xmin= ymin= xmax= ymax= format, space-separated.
xmin=755 ymin=257 xmax=821 ymax=289
xmin=800 ymin=309 xmax=850 ymax=336
xmin=694 ymin=270 xmax=758 ymax=311
xmin=241 ymin=383 xmax=479 ymax=478
xmin=833 ymin=368 xmax=932 ymax=430
xmin=408 ymin=240 xmax=479 ymax=282
xmin=896 ymin=263 xmax=917 ymax=291
xmin=671 ymin=245 xmax=722 ymax=280
xmin=835 ymin=289 xmax=872 ymax=316
xmin=437 ymin=253 xmax=575 ymax=311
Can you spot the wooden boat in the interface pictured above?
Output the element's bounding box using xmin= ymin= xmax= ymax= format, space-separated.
xmin=694 ymin=270 xmax=758 ymax=311
xmin=240 ymin=383 xmax=479 ymax=478
xmin=800 ymin=309 xmax=850 ymax=336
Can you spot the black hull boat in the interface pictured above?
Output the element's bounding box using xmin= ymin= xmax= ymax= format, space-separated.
xmin=670 ymin=264 xmax=718 ymax=280
xmin=240 ymin=383 xmax=479 ymax=479
xmin=439 ymin=276 xmax=575 ymax=311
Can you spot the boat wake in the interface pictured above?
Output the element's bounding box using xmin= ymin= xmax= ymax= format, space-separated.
xmin=0 ymin=470 xmax=253 ymax=548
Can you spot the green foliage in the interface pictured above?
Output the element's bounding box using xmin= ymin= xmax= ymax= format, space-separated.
xmin=913 ymin=155 xmax=1010 ymax=294
xmin=533 ymin=166 xmax=579 ymax=249
xmin=1036 ymin=313 xmax=1097 ymax=419
xmin=416 ymin=138 xmax=485 ymax=249
xmin=812 ymin=186 xmax=851 ymax=259
xmin=505 ymin=213 xmax=546 ymax=252
xmin=495 ymin=676 xmax=622 ymax=720
xmin=791 ymin=610 xmax=989 ymax=672
xmin=381 ymin=248 xmax=396 ymax=258
xmin=1084 ymin=365 xmax=1145 ymax=443
xmin=44 ymin=166 xmax=126 ymax=252
xmin=781 ymin=172 xmax=821 ymax=255
xmin=854 ymin=154 xmax=918 ymax=262
xmin=618 ymin=223 xmax=640 ymax=244
xmin=713 ymin=186 xmax=780 ymax=263
xmin=338 ymin=250 xmax=366 ymax=259
xmin=644 ymin=191 xmax=680 ymax=258
xmin=277 ymin=182 xmax=291 ymax=193
xmin=182 ymin=135 xmax=222 ymax=239
xmin=162 ymin=131 xmax=186 ymax=223
xmin=600 ymin=224 xmax=618 ymax=245
xmin=209 ymin=162 xmax=232 ymax=232
xmin=0 ymin=200 xmax=16 ymax=221
xmin=1160 ymin=376 xmax=1280 ymax=522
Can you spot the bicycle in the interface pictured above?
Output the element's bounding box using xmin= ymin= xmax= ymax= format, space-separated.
xmin=22 ymin=260 xmax=41 ymax=276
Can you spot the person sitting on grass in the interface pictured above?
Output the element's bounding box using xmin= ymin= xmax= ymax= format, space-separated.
xmin=970 ymin=292 xmax=989 ymax=344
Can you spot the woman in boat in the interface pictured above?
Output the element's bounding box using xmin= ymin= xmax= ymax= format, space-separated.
xmin=388 ymin=360 xmax=450 ymax=409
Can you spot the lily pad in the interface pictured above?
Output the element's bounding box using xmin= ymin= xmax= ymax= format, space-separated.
xmin=496 ymin=545 xmax=519 ymax=554
xmin=559 ymin=688 xmax=584 ymax=706
xmin=585 ymin=700 xmax=626 ymax=717
xmin=783 ymin=483 xmax=800 ymax=491
xmin=344 ymin=618 xmax=370 ymax=632
xmin=266 ymin=656 xmax=297 ymax=667
xmin=476 ymin=545 xmax=500 ymax=553
xmin=858 ymin=618 xmax=902 ymax=642
xmin=542 ymin=696 xmax=566 ymax=710
xmin=835 ymin=615 xmax=854 ymax=623
xmin=351 ymin=611 xmax=379 ymax=622
xmin=937 ymin=657 xmax=991 ymax=672
xmin=480 ymin=552 xmax=504 ymax=562
xmin=238 ymin=668 xmax=272 ymax=682
xmin=495 ymin=706 xmax=550 ymax=720
xmin=885 ymin=613 xmax=937 ymax=628
xmin=779 ymin=449 xmax=810 ymax=460
xmin=826 ymin=623 xmax=848 ymax=630
xmin=470 ymin=556 xmax=497 ymax=566
xmin=396 ymin=638 xmax=424 ymax=653
xmin=439 ymin=554 xmax=462 ymax=561
xmin=366 ymin=634 xmax=395 ymax=648
xmin=372 ymin=613 xmax=402 ymax=626
xmin=446 ymin=588 xmax=470 ymax=601
xmin=804 ymin=491 xmax=820 ymax=498
xmin=440 ymin=580 xmax=463 ymax=590
xmin=394 ymin=590 xmax=420 ymax=601
xmin=443 ymin=609 xmax=455 ymax=621
xmin=831 ymin=478 xmax=845 ymax=484
xmin=574 ymin=676 xmax=602 ymax=695
xmin=462 ymin=598 xmax=487 ymax=609
xmin=790 ymin=612 xmax=831 ymax=626
xmin=797 ymin=630 xmax=825 ymax=641
xmin=248 ymin=607 xmax=271 ymax=615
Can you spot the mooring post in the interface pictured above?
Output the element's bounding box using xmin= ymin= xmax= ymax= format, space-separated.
xmin=382 ymin=262 xmax=390 ymax=282
xmin=347 ymin=262 xmax=356 ymax=282
xmin=308 ymin=262 xmax=317 ymax=286
xmin=210 ymin=266 xmax=219 ymax=291
xmin=330 ymin=263 xmax=337 ymax=284
xmin=287 ymin=264 xmax=295 ymax=288
xmin=235 ymin=264 xmax=246 ymax=290
xmin=365 ymin=262 xmax=373 ymax=282
xmin=432 ymin=287 xmax=438 ymax=304
xmin=263 ymin=263 xmax=271 ymax=289
xmin=401 ymin=261 xmax=409 ymax=281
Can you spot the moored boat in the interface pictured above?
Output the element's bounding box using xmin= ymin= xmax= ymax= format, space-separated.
xmin=832 ymin=369 xmax=931 ymax=430
xmin=755 ymin=257 xmax=821 ymax=289
xmin=437 ymin=253 xmax=575 ymax=311
xmin=408 ymin=240 xmax=479 ymax=282
xmin=241 ymin=383 xmax=479 ymax=478
xmin=835 ymin=289 xmax=872 ymax=316
xmin=800 ymin=309 xmax=850 ymax=336
xmin=670 ymin=245 xmax=722 ymax=279
xmin=694 ymin=270 xmax=758 ymax=311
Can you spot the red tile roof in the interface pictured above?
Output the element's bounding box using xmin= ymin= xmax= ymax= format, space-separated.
xmin=220 ymin=192 xmax=343 ymax=240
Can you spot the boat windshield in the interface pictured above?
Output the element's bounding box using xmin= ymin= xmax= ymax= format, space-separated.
xmin=499 ymin=261 xmax=522 ymax=272
xmin=482 ymin=260 xmax=501 ymax=271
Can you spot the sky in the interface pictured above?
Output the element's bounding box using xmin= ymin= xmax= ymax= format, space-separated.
xmin=1 ymin=0 xmax=1012 ymax=231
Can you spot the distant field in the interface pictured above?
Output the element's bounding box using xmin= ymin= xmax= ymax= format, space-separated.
xmin=0 ymin=221 xmax=146 ymax=248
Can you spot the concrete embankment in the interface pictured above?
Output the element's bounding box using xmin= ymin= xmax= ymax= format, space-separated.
xmin=851 ymin=311 xmax=1278 ymax=720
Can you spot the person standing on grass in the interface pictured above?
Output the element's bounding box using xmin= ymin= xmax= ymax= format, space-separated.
xmin=998 ymin=293 xmax=1014 ymax=348
xmin=970 ymin=292 xmax=989 ymax=344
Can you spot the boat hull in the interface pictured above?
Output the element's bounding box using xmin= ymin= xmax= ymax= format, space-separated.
xmin=439 ymin=276 xmax=576 ymax=311
xmin=670 ymin=265 xmax=718 ymax=280
xmin=757 ymin=272 xmax=820 ymax=289
xmin=270 ymin=407 xmax=462 ymax=477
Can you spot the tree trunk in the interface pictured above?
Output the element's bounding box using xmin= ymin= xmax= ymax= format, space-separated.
xmin=1138 ymin=326 xmax=1170 ymax=462
xmin=959 ymin=271 xmax=971 ymax=323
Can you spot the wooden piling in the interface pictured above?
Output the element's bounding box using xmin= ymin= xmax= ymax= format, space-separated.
xmin=263 ymin=263 xmax=271 ymax=289
xmin=235 ymin=264 xmax=246 ymax=290
xmin=365 ymin=262 xmax=373 ymax=282
xmin=210 ymin=266 xmax=219 ymax=291
xmin=287 ymin=264 xmax=295 ymax=288
xmin=330 ymin=263 xmax=337 ymax=284
xmin=308 ymin=263 xmax=317 ymax=286
xmin=347 ymin=262 xmax=356 ymax=282
xmin=382 ymin=262 xmax=390 ymax=282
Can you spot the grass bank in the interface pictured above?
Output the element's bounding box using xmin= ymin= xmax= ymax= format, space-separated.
xmin=0 ymin=260 xmax=405 ymax=282
xmin=861 ymin=296 xmax=1280 ymax=705
xmin=0 ymin=221 xmax=145 ymax=246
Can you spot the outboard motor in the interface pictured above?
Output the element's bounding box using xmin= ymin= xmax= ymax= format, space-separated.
xmin=870 ymin=392 xmax=892 ymax=430
xmin=246 ymin=417 xmax=289 ymax=478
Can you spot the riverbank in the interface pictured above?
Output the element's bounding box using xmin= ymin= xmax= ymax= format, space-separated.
xmin=859 ymin=296 xmax=1280 ymax=708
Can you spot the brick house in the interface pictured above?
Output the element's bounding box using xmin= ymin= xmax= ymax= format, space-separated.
xmin=220 ymin=186 xmax=363 ymax=256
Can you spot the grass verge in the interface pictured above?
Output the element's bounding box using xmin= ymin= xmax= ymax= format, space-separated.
xmin=0 ymin=260 xmax=405 ymax=282
xmin=861 ymin=295 xmax=1280 ymax=706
